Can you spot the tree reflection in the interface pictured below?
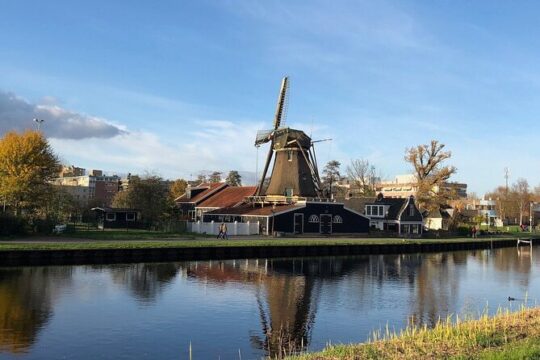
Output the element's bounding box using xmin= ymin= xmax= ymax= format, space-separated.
xmin=107 ymin=263 xmax=182 ymax=304
xmin=0 ymin=267 xmax=72 ymax=353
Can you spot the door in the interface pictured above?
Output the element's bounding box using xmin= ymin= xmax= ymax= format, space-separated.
xmin=320 ymin=214 xmax=332 ymax=234
xmin=294 ymin=213 xmax=304 ymax=234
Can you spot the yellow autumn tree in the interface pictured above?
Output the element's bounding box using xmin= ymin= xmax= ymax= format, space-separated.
xmin=169 ymin=179 xmax=188 ymax=200
xmin=0 ymin=131 xmax=60 ymax=214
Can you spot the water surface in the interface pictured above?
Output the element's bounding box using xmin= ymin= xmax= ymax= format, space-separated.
xmin=0 ymin=246 xmax=538 ymax=359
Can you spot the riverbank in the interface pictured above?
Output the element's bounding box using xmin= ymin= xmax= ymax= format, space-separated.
xmin=287 ymin=307 xmax=540 ymax=360
xmin=0 ymin=236 xmax=535 ymax=266
xmin=0 ymin=235 xmax=530 ymax=251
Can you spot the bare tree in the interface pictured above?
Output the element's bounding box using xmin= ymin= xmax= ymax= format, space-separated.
xmin=346 ymin=158 xmax=377 ymax=196
xmin=404 ymin=140 xmax=457 ymax=211
xmin=513 ymin=178 xmax=531 ymax=226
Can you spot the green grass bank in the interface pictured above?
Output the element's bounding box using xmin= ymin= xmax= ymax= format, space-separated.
xmin=286 ymin=307 xmax=540 ymax=360
xmin=0 ymin=234 xmax=529 ymax=251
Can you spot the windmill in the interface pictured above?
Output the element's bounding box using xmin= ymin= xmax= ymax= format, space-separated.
xmin=255 ymin=77 xmax=324 ymax=199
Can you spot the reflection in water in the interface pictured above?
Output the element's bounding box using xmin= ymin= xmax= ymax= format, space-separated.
xmin=0 ymin=267 xmax=72 ymax=353
xmin=0 ymin=246 xmax=537 ymax=358
xmin=107 ymin=263 xmax=183 ymax=303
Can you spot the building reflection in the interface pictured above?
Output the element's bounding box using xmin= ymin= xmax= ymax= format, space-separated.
xmin=0 ymin=246 xmax=535 ymax=356
xmin=0 ymin=267 xmax=72 ymax=354
xmin=186 ymin=257 xmax=372 ymax=357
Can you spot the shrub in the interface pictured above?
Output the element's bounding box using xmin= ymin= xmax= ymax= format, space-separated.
xmin=0 ymin=214 xmax=29 ymax=236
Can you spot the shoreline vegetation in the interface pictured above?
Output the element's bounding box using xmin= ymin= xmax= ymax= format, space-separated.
xmin=0 ymin=231 xmax=534 ymax=251
xmin=286 ymin=307 xmax=540 ymax=360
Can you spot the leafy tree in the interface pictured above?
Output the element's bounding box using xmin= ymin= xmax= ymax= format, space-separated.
xmin=209 ymin=171 xmax=222 ymax=183
xmin=322 ymin=160 xmax=342 ymax=198
xmin=111 ymin=174 xmax=173 ymax=227
xmin=346 ymin=158 xmax=377 ymax=196
xmin=225 ymin=170 xmax=242 ymax=186
xmin=0 ymin=131 xmax=60 ymax=214
xmin=405 ymin=140 xmax=457 ymax=211
xmin=169 ymin=179 xmax=187 ymax=199
xmin=40 ymin=187 xmax=78 ymax=222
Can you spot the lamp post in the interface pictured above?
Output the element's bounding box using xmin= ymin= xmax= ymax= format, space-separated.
xmin=33 ymin=118 xmax=44 ymax=131
xmin=530 ymin=202 xmax=535 ymax=233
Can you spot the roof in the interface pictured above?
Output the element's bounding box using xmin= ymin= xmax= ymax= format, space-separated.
xmin=426 ymin=209 xmax=443 ymax=219
xmin=197 ymin=186 xmax=257 ymax=208
xmin=91 ymin=207 xmax=139 ymax=213
xmin=366 ymin=196 xmax=407 ymax=220
xmin=461 ymin=209 xmax=479 ymax=218
xmin=175 ymin=182 xmax=227 ymax=204
xmin=204 ymin=203 xmax=305 ymax=217
xmin=337 ymin=197 xmax=376 ymax=214
xmin=365 ymin=194 xmax=423 ymax=221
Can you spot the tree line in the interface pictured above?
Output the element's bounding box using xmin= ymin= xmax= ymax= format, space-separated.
xmin=0 ymin=130 xmax=244 ymax=234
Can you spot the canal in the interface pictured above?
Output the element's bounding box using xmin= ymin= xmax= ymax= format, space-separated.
xmin=0 ymin=246 xmax=538 ymax=359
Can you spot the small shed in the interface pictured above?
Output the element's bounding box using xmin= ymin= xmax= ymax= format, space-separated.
xmin=91 ymin=207 xmax=142 ymax=229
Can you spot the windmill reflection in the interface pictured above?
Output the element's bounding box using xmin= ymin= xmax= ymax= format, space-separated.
xmin=186 ymin=257 xmax=365 ymax=357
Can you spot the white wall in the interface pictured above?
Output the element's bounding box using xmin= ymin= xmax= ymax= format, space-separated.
xmin=188 ymin=221 xmax=259 ymax=236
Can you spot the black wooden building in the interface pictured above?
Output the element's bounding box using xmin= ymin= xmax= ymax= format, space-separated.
xmin=92 ymin=207 xmax=142 ymax=229
xmin=203 ymin=201 xmax=369 ymax=235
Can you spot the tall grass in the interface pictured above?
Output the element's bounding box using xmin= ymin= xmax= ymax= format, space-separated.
xmin=287 ymin=305 xmax=540 ymax=360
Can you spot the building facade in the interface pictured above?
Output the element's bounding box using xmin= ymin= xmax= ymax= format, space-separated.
xmin=364 ymin=194 xmax=423 ymax=235
xmin=52 ymin=172 xmax=120 ymax=206
xmin=375 ymin=174 xmax=467 ymax=199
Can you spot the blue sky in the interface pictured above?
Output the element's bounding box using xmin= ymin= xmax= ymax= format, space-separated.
xmin=1 ymin=0 xmax=540 ymax=194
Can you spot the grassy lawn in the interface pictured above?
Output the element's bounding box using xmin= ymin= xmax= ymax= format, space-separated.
xmin=0 ymin=234 xmax=527 ymax=251
xmin=287 ymin=307 xmax=540 ymax=360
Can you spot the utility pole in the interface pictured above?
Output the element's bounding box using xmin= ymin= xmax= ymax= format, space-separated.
xmin=504 ymin=167 xmax=510 ymax=194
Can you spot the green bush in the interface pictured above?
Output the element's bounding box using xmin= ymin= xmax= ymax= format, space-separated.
xmin=456 ymin=226 xmax=471 ymax=236
xmin=0 ymin=214 xmax=29 ymax=236
xmin=31 ymin=217 xmax=58 ymax=235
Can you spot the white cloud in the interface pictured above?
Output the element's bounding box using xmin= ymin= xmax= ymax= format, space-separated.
xmin=49 ymin=119 xmax=264 ymax=182
xmin=0 ymin=91 xmax=124 ymax=139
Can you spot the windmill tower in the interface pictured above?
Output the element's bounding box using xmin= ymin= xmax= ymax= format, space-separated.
xmin=255 ymin=77 xmax=323 ymax=201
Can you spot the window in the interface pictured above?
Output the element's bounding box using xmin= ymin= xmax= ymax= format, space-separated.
xmin=333 ymin=215 xmax=343 ymax=224
xmin=285 ymin=188 xmax=294 ymax=197
xmin=126 ymin=212 xmax=135 ymax=221
xmin=373 ymin=206 xmax=379 ymax=216
xmin=379 ymin=206 xmax=384 ymax=216
xmin=366 ymin=206 xmax=372 ymax=216
xmin=105 ymin=212 xmax=116 ymax=221
xmin=409 ymin=204 xmax=415 ymax=216
xmin=287 ymin=150 xmax=293 ymax=161
xmin=308 ymin=215 xmax=319 ymax=223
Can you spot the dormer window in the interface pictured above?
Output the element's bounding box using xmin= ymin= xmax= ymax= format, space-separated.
xmin=409 ymin=204 xmax=415 ymax=216
xmin=366 ymin=205 xmax=384 ymax=217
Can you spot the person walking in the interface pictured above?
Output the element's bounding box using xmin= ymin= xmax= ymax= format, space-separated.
xmin=217 ymin=222 xmax=225 ymax=239
xmin=222 ymin=223 xmax=228 ymax=240
xmin=471 ymin=226 xmax=477 ymax=238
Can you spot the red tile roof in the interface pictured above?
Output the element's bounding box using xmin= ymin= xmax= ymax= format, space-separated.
xmin=197 ymin=186 xmax=257 ymax=208
xmin=204 ymin=203 xmax=305 ymax=217
xmin=175 ymin=182 xmax=227 ymax=204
